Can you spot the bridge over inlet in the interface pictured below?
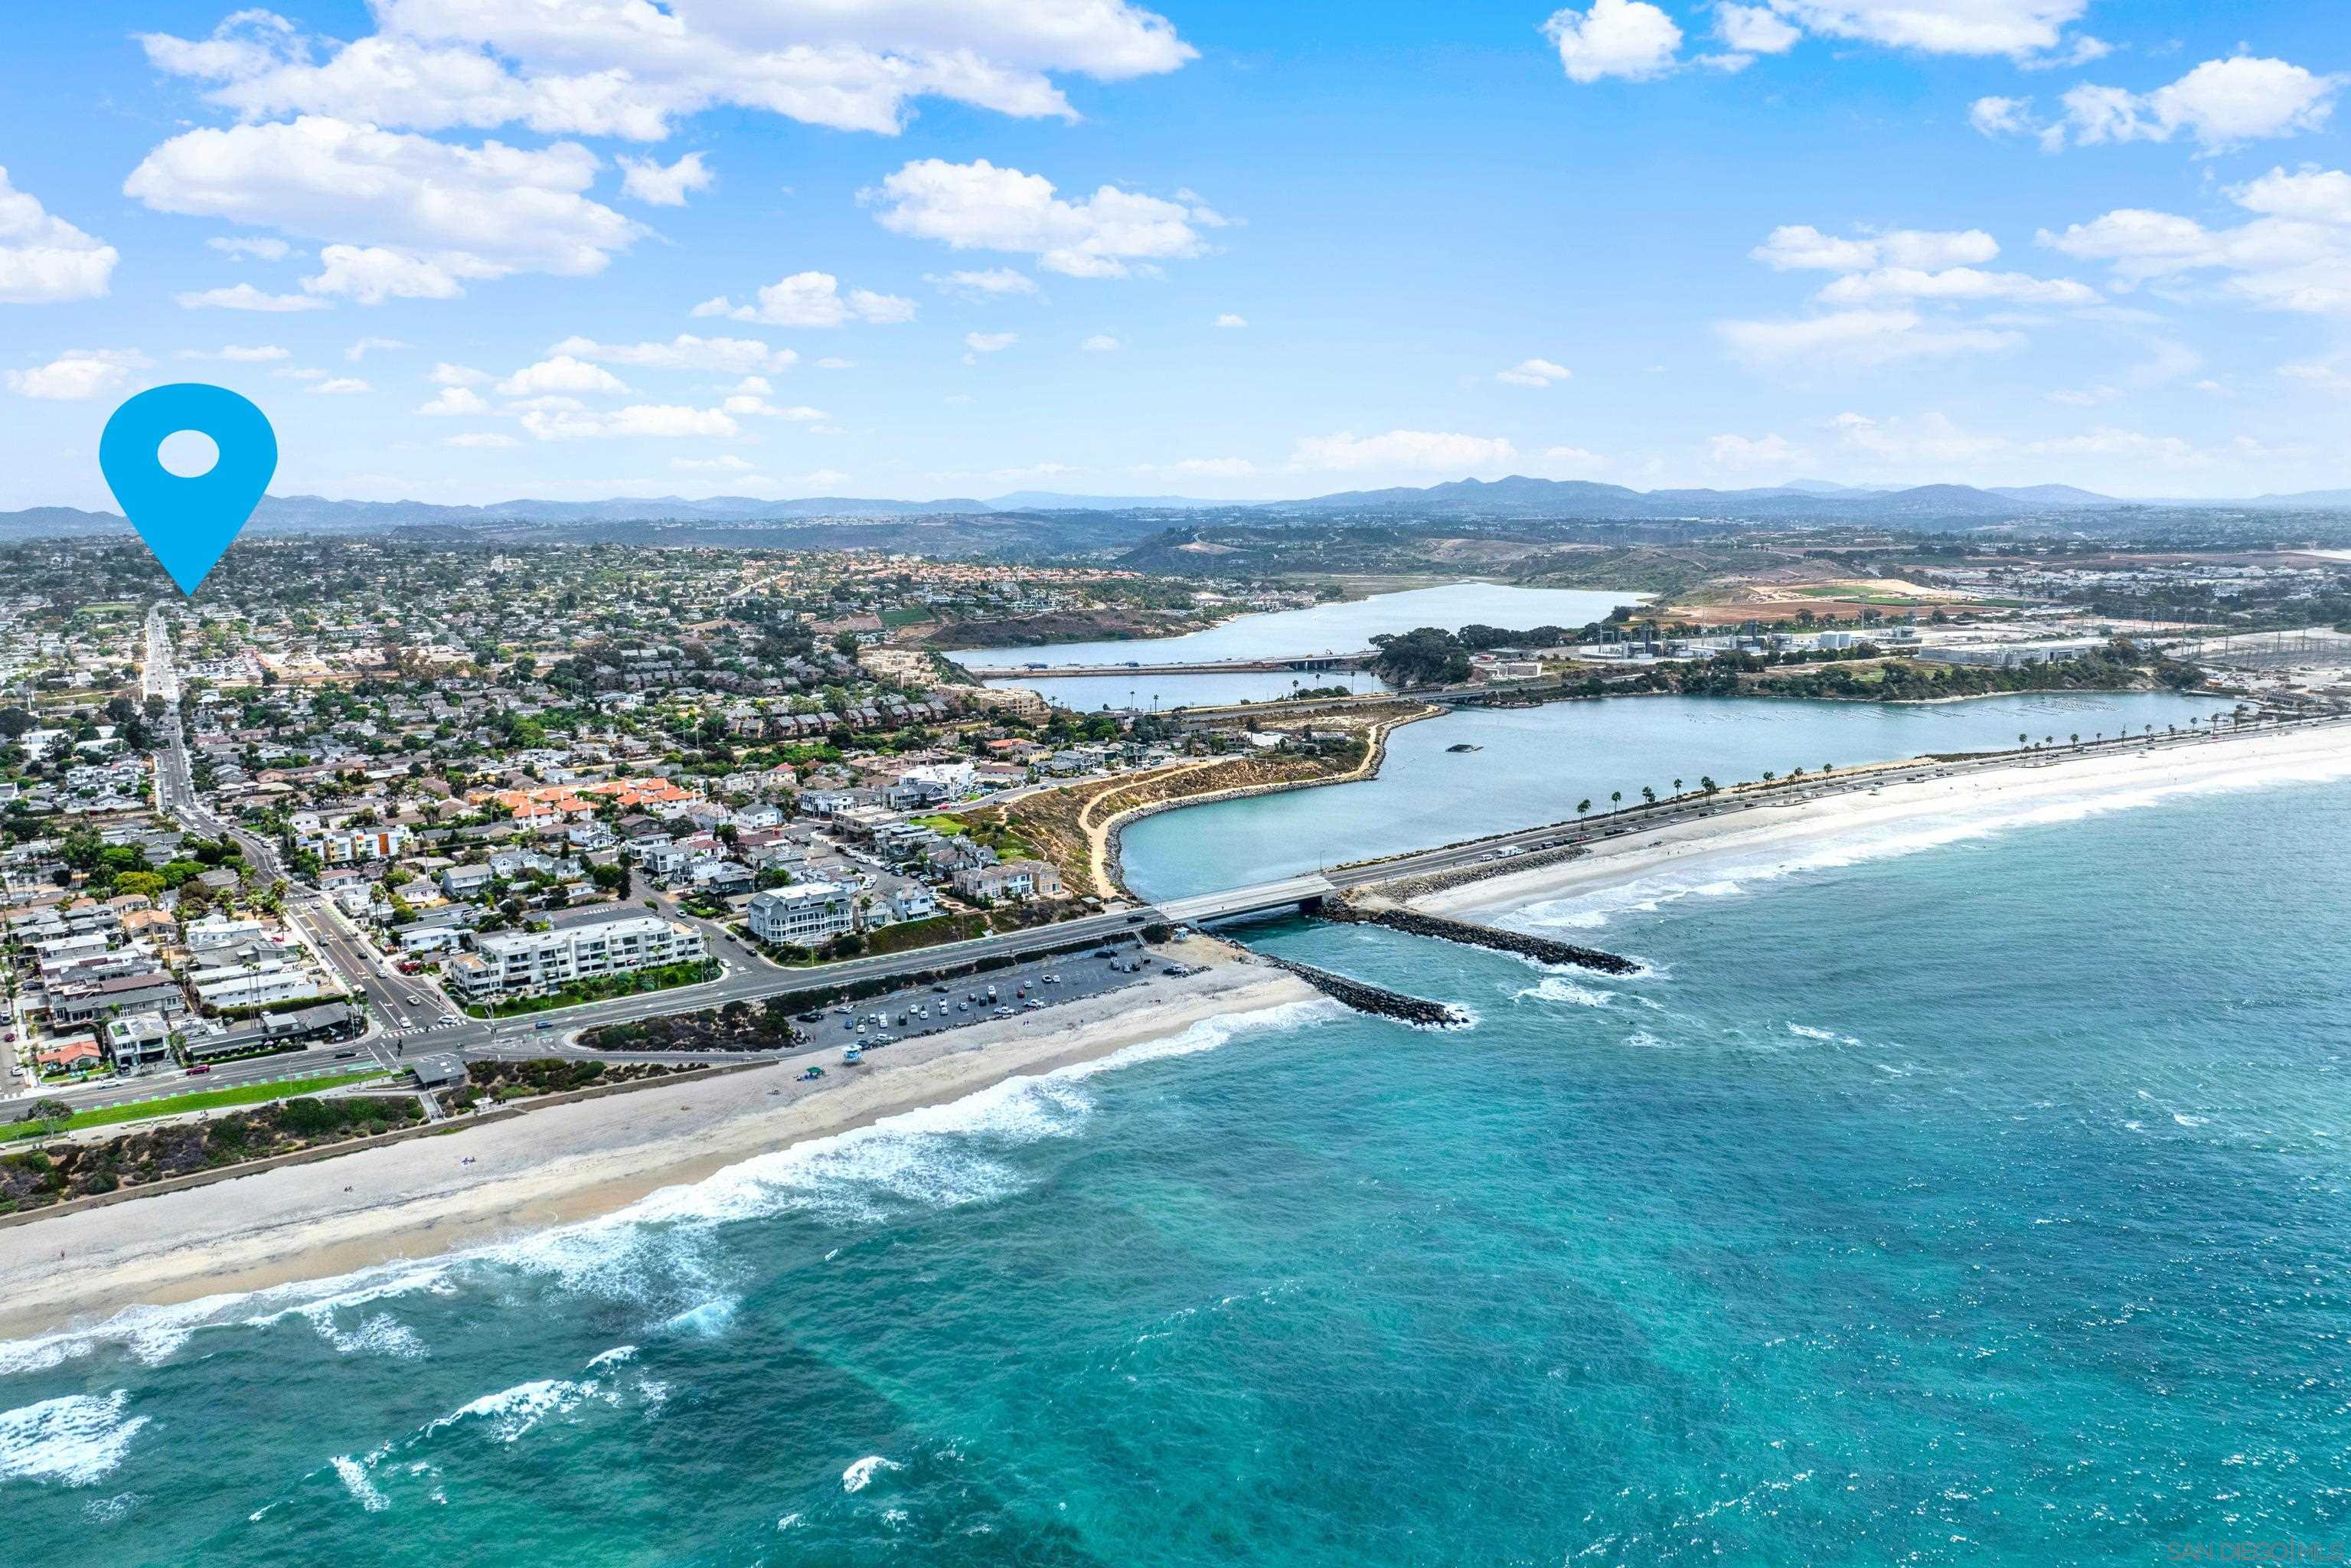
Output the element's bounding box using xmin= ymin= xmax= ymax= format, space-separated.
xmin=963 ymin=652 xmax=1376 ymax=681
xmin=1155 ymin=874 xmax=1337 ymax=925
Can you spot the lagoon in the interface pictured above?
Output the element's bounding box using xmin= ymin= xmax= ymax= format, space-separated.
xmin=958 ymin=580 xmax=1637 ymax=671
xmin=1120 ymin=688 xmax=2219 ymax=900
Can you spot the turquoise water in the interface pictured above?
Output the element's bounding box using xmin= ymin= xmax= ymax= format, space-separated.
xmin=1122 ymin=690 xmax=2219 ymax=899
xmin=5 ymin=768 xmax=2347 ymax=1564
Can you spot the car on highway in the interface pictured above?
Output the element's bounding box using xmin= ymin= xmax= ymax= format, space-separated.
xmin=186 ymin=1064 xmax=211 ymax=1075
xmin=407 ymin=995 xmax=425 ymax=1006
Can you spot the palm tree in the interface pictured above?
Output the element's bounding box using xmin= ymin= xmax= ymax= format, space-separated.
xmin=1700 ymin=776 xmax=1719 ymax=796
xmin=1576 ymin=798 xmax=1591 ymax=818
xmin=2069 ymin=733 xmax=2079 ymax=747
xmin=1672 ymin=777 xmax=1683 ymax=796
xmin=1641 ymin=786 xmax=1657 ymax=806
xmin=2018 ymin=731 xmax=2029 ymax=748
xmin=1609 ymin=790 xmax=1622 ymax=813
xmin=1762 ymin=770 xmax=1776 ymax=783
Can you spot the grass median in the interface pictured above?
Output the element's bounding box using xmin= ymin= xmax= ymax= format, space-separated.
xmin=6 ymin=1068 xmax=390 ymax=1139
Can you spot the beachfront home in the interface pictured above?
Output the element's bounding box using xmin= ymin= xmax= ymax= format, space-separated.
xmin=746 ymin=883 xmax=856 ymax=946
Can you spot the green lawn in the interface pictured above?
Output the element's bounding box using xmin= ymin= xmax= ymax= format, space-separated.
xmin=6 ymin=1068 xmax=390 ymax=1139
xmin=879 ymin=606 xmax=932 ymax=629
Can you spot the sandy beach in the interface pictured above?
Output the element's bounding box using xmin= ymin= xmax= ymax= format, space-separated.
xmin=1418 ymin=720 xmax=2351 ymax=923
xmin=0 ymin=956 xmax=1318 ymax=1344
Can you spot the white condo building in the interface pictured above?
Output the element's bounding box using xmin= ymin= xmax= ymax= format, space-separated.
xmin=446 ymin=915 xmax=708 ymax=1003
xmin=746 ymin=883 xmax=857 ymax=946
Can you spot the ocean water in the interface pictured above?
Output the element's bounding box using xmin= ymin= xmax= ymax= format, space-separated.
xmin=5 ymin=775 xmax=2349 ymax=1564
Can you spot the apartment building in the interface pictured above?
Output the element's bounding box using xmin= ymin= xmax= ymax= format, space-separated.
xmin=446 ymin=914 xmax=708 ymax=1003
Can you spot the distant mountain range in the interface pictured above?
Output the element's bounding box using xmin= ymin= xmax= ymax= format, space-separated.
xmin=5 ymin=475 xmax=2349 ymax=541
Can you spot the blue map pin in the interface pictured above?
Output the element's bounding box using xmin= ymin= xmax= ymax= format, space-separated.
xmin=100 ymin=383 xmax=276 ymax=596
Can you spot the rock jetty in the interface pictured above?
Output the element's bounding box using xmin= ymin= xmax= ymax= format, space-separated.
xmin=1316 ymin=902 xmax=1637 ymax=975
xmin=1258 ymin=956 xmax=1469 ymax=1027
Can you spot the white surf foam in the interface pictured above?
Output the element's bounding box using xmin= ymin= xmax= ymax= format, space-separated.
xmin=330 ymin=1453 xmax=390 ymax=1512
xmin=1505 ymin=744 xmax=2351 ymax=933
xmin=842 ymin=1454 xmax=900 ymax=1493
xmin=0 ymin=993 xmax=1340 ymax=1375
xmin=1516 ymin=975 xmax=1615 ymax=1008
xmin=0 ymin=1390 xmax=149 ymax=1487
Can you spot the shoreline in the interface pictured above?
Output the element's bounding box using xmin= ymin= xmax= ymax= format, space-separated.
xmin=1413 ymin=721 xmax=2351 ymax=923
xmin=0 ymin=956 xmax=1318 ymax=1344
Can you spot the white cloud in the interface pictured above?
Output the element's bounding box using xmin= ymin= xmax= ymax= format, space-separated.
xmin=1137 ymin=456 xmax=1258 ymax=478
xmin=1716 ymin=4 xmax=1800 ymax=54
xmin=1718 ymin=309 xmax=2025 ymax=368
xmin=2282 ymin=361 xmax=2351 ymax=396
xmin=345 ymin=335 xmax=408 ymax=361
xmin=520 ymin=403 xmax=742 ymax=440
xmin=306 ymin=244 xmax=484 ymax=303
xmin=1829 ymin=410 xmax=2007 ymax=464
xmin=1706 ymin=432 xmax=1809 ymax=472
xmin=701 ymin=270 xmax=916 ymax=326
xmin=1214 ymin=313 xmax=1247 ymax=328
xmin=495 ymin=354 xmax=629 ymax=397
xmin=1537 ymin=444 xmax=1608 ymax=473
xmin=429 ymin=361 xmax=488 ymax=387
xmin=5 ymin=348 xmax=149 ymax=400
xmin=0 ymin=166 xmax=117 ymax=304
xmin=311 ymin=377 xmax=370 ymax=394
xmin=442 ymin=431 xmax=518 ymax=448
xmin=815 ymin=356 xmax=854 ymax=370
xmin=416 ymin=386 xmax=491 ymax=415
xmin=549 ymin=333 xmax=796 ymax=374
xmin=179 ymin=343 xmax=289 ymax=362
xmin=1768 ymin=0 xmax=2087 ymax=57
xmin=1291 ymin=429 xmax=1518 ymax=472
xmin=1752 ymin=224 xmax=2000 ymax=272
xmin=2058 ymin=58 xmax=2340 ymax=152
xmin=2026 ymin=425 xmax=2206 ymax=467
xmin=1968 ymin=96 xmax=2036 ymax=137
xmin=2040 ymin=167 xmax=2351 ymax=315
xmin=867 ymin=158 xmax=1221 ymax=278
xmin=126 ymin=116 xmax=645 ymax=300
xmin=965 ymin=331 xmax=1018 ymax=352
xmin=175 ymin=282 xmax=330 ymax=312
xmin=1541 ymin=0 xmax=1683 ymax=83
xmin=618 ymin=151 xmax=713 ymax=207
xmin=1814 ymin=265 xmax=2098 ymax=306
xmin=727 ymin=398 xmax=826 ymax=422
xmin=1497 ymin=357 xmax=1572 ymax=387
xmin=138 ymin=0 xmax=1196 ymax=142
xmin=926 ymin=266 xmax=1037 ymax=298
xmin=207 ymin=234 xmax=289 ymax=260
xmin=1082 ymin=333 xmax=1121 ymax=351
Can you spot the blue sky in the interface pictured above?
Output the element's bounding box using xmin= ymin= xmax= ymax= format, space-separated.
xmin=2 ymin=1 xmax=2347 ymax=508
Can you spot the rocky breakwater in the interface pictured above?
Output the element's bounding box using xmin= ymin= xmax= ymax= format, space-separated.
xmin=1318 ymin=902 xmax=1637 ymax=975
xmin=1256 ymin=956 xmax=1470 ymax=1028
